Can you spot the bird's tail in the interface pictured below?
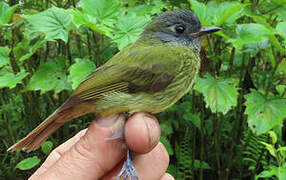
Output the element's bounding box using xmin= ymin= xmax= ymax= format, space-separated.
xmin=8 ymin=101 xmax=93 ymax=152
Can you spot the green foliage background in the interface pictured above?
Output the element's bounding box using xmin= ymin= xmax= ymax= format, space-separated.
xmin=0 ymin=0 xmax=286 ymax=179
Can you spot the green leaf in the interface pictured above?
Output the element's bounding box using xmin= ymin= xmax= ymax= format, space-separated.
xmin=260 ymin=142 xmax=277 ymax=158
xmin=183 ymin=112 xmax=201 ymax=130
xmin=81 ymin=0 xmax=121 ymax=25
xmin=68 ymin=58 xmax=95 ymax=89
xmin=213 ymin=2 xmax=245 ymax=26
xmin=277 ymin=59 xmax=286 ymax=73
xmin=26 ymin=58 xmax=71 ymax=93
xmin=276 ymin=21 xmax=286 ymax=40
xmin=15 ymin=156 xmax=41 ymax=170
xmin=252 ymin=15 xmax=286 ymax=55
xmin=194 ymin=74 xmax=238 ymax=114
xmin=160 ymin=136 xmax=173 ymax=155
xmin=0 ymin=2 xmax=19 ymax=27
xmin=160 ymin=120 xmax=173 ymax=136
xmin=189 ymin=0 xmax=244 ymax=26
xmin=124 ymin=0 xmax=166 ymax=16
xmin=113 ymin=15 xmax=150 ymax=50
xmin=166 ymin=164 xmax=176 ymax=178
xmin=229 ymin=24 xmax=273 ymax=48
xmin=0 ymin=46 xmax=10 ymax=68
xmin=276 ymin=7 xmax=286 ymax=21
xmin=41 ymin=141 xmax=53 ymax=155
xmin=268 ymin=131 xmax=278 ymax=144
xmin=188 ymin=0 xmax=209 ymax=25
xmin=24 ymin=7 xmax=73 ymax=42
xmin=276 ymin=85 xmax=286 ymax=96
xmin=278 ymin=147 xmax=286 ymax=158
xmin=0 ymin=70 xmax=28 ymax=88
xmin=20 ymin=36 xmax=46 ymax=61
xmin=255 ymin=167 xmax=278 ymax=179
xmin=194 ymin=160 xmax=212 ymax=170
xmin=271 ymin=0 xmax=286 ymax=9
xmin=277 ymin=167 xmax=286 ymax=180
xmin=245 ymin=90 xmax=286 ymax=135
xmin=69 ymin=9 xmax=113 ymax=37
xmin=256 ymin=165 xmax=286 ymax=180
xmin=70 ymin=9 xmax=96 ymax=27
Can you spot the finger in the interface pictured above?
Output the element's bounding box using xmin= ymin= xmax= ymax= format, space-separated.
xmin=133 ymin=142 xmax=169 ymax=179
xmin=31 ymin=129 xmax=87 ymax=178
xmin=102 ymin=142 xmax=169 ymax=180
xmin=31 ymin=114 xmax=126 ymax=180
xmin=161 ymin=173 xmax=175 ymax=180
xmin=125 ymin=112 xmax=161 ymax=154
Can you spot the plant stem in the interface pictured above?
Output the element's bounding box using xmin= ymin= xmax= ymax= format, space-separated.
xmin=265 ymin=54 xmax=283 ymax=97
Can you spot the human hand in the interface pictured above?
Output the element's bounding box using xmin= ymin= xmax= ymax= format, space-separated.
xmin=29 ymin=112 xmax=174 ymax=180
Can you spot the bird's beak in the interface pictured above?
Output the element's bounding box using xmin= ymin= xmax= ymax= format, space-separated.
xmin=200 ymin=26 xmax=222 ymax=34
xmin=191 ymin=26 xmax=222 ymax=37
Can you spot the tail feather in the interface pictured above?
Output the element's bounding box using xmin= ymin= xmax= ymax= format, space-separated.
xmin=8 ymin=101 xmax=93 ymax=152
xmin=8 ymin=110 xmax=65 ymax=152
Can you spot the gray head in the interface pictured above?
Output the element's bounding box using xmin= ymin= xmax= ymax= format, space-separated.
xmin=141 ymin=9 xmax=221 ymax=52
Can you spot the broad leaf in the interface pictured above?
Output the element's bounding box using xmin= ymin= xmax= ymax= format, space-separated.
xmin=189 ymin=0 xmax=245 ymax=26
xmin=24 ymin=7 xmax=73 ymax=42
xmin=69 ymin=9 xmax=113 ymax=37
xmin=15 ymin=156 xmax=40 ymax=170
xmin=256 ymin=166 xmax=286 ymax=180
xmin=276 ymin=21 xmax=286 ymax=40
xmin=113 ymin=15 xmax=150 ymax=50
xmin=245 ymin=90 xmax=286 ymax=135
xmin=194 ymin=74 xmax=238 ymax=114
xmin=271 ymin=0 xmax=286 ymax=9
xmin=124 ymin=0 xmax=166 ymax=16
xmin=68 ymin=58 xmax=95 ymax=89
xmin=276 ymin=85 xmax=286 ymax=96
xmin=0 ymin=2 xmax=19 ymax=27
xmin=188 ymin=0 xmax=209 ymax=25
xmin=0 ymin=70 xmax=28 ymax=88
xmin=41 ymin=141 xmax=53 ymax=155
xmin=211 ymin=1 xmax=245 ymax=26
xmin=19 ymin=36 xmax=46 ymax=61
xmin=81 ymin=0 xmax=121 ymax=25
xmin=229 ymin=24 xmax=273 ymax=48
xmin=26 ymin=58 xmax=71 ymax=93
xmin=0 ymin=46 xmax=10 ymax=68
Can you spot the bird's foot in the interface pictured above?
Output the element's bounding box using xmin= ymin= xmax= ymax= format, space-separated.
xmin=116 ymin=149 xmax=138 ymax=180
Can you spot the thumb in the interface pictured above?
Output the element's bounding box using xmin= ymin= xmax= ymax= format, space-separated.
xmin=31 ymin=114 xmax=126 ymax=180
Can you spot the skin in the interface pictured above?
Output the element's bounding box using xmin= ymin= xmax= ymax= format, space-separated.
xmin=29 ymin=112 xmax=174 ymax=180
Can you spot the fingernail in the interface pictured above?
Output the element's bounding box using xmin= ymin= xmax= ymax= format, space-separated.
xmin=96 ymin=114 xmax=120 ymax=127
xmin=143 ymin=114 xmax=161 ymax=149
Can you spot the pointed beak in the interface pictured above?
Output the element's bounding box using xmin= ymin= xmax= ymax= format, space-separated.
xmin=200 ymin=26 xmax=222 ymax=34
xmin=191 ymin=26 xmax=222 ymax=37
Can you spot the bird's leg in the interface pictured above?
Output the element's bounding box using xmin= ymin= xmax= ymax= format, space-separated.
xmin=116 ymin=148 xmax=138 ymax=180
xmin=106 ymin=113 xmax=138 ymax=180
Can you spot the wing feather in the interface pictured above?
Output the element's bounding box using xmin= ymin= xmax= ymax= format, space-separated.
xmin=71 ymin=45 xmax=184 ymax=102
xmin=78 ymin=82 xmax=129 ymax=100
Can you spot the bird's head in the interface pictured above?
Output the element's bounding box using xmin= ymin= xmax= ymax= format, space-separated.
xmin=140 ymin=9 xmax=221 ymax=52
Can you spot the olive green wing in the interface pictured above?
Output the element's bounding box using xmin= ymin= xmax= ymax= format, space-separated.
xmin=70 ymin=45 xmax=185 ymax=102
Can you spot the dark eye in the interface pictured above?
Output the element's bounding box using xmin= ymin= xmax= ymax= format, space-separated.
xmin=175 ymin=25 xmax=185 ymax=34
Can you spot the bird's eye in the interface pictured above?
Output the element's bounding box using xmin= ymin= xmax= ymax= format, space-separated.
xmin=174 ymin=25 xmax=185 ymax=34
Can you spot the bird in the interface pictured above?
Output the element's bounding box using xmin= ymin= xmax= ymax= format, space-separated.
xmin=8 ymin=9 xmax=221 ymax=179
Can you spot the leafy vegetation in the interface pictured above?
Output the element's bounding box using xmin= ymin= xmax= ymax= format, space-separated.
xmin=0 ymin=0 xmax=286 ymax=179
